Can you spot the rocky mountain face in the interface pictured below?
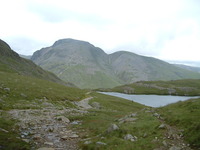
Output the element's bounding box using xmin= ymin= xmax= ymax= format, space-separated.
xmin=0 ymin=39 xmax=73 ymax=86
xmin=31 ymin=38 xmax=200 ymax=89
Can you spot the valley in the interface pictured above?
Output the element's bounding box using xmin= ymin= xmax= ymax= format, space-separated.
xmin=0 ymin=39 xmax=200 ymax=150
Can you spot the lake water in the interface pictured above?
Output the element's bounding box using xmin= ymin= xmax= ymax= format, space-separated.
xmin=99 ymin=92 xmax=199 ymax=107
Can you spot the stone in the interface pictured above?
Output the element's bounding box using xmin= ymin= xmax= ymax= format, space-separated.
xmin=96 ymin=141 xmax=107 ymax=146
xmin=106 ymin=124 xmax=119 ymax=133
xmin=153 ymin=113 xmax=160 ymax=118
xmin=0 ymin=128 xmax=9 ymax=133
xmin=91 ymin=102 xmax=101 ymax=109
xmin=124 ymin=118 xmax=137 ymax=122
xmin=61 ymin=134 xmax=79 ymax=140
xmin=20 ymin=93 xmax=27 ymax=98
xmin=84 ymin=141 xmax=92 ymax=145
xmin=56 ymin=116 xmax=70 ymax=123
xmin=124 ymin=134 xmax=137 ymax=142
xmin=0 ymin=98 xmax=4 ymax=102
xmin=129 ymin=113 xmax=137 ymax=117
xmin=158 ymin=124 xmax=166 ymax=129
xmin=44 ymin=142 xmax=54 ymax=146
xmin=37 ymin=148 xmax=55 ymax=150
xmin=169 ymin=146 xmax=181 ymax=150
xmin=4 ymin=88 xmax=10 ymax=92
xmin=162 ymin=140 xmax=168 ymax=147
xmin=68 ymin=133 xmax=79 ymax=138
xmin=22 ymin=139 xmax=30 ymax=143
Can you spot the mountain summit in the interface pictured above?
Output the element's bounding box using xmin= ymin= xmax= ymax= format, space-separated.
xmin=31 ymin=39 xmax=200 ymax=89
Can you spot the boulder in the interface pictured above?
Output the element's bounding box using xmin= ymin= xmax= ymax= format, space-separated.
xmin=106 ymin=124 xmax=119 ymax=133
xmin=124 ymin=134 xmax=137 ymax=142
xmin=56 ymin=116 xmax=70 ymax=123
xmin=158 ymin=124 xmax=166 ymax=129
xmin=96 ymin=141 xmax=107 ymax=146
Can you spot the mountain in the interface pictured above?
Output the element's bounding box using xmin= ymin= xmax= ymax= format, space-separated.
xmin=31 ymin=39 xmax=121 ymax=89
xmin=0 ymin=39 xmax=73 ymax=86
xmin=31 ymin=38 xmax=200 ymax=89
xmin=174 ymin=64 xmax=200 ymax=73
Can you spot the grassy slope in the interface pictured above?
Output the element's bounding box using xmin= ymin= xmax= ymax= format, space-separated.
xmin=158 ymin=98 xmax=200 ymax=149
xmin=109 ymin=79 xmax=200 ymax=96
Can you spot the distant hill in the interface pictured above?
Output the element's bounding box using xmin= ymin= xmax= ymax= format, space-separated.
xmin=0 ymin=39 xmax=74 ymax=87
xmin=20 ymin=54 xmax=31 ymax=59
xmin=105 ymin=79 xmax=200 ymax=96
xmin=31 ymin=38 xmax=200 ymax=89
xmin=174 ymin=64 xmax=200 ymax=73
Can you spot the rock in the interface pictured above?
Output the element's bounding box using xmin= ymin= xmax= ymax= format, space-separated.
xmin=56 ymin=116 xmax=70 ymax=123
xmin=158 ymin=124 xmax=166 ymax=129
xmin=129 ymin=113 xmax=137 ymax=117
xmin=69 ymin=134 xmax=79 ymax=138
xmin=33 ymin=135 xmax=41 ymax=140
xmin=162 ymin=140 xmax=168 ymax=147
xmin=106 ymin=124 xmax=119 ymax=133
xmin=0 ymin=98 xmax=4 ymax=102
xmin=84 ymin=141 xmax=92 ymax=145
xmin=44 ymin=142 xmax=54 ymax=146
xmin=22 ymin=139 xmax=30 ymax=143
xmin=61 ymin=134 xmax=79 ymax=140
xmin=37 ymin=148 xmax=55 ymax=150
xmin=4 ymin=88 xmax=10 ymax=92
xmin=143 ymin=133 xmax=147 ymax=138
xmin=42 ymin=102 xmax=53 ymax=107
xmin=124 ymin=134 xmax=137 ymax=142
xmin=153 ymin=113 xmax=160 ymax=118
xmin=96 ymin=141 xmax=107 ymax=146
xmin=124 ymin=118 xmax=137 ymax=122
xmin=20 ymin=93 xmax=27 ymax=98
xmin=91 ymin=102 xmax=101 ymax=109
xmin=0 ymin=128 xmax=9 ymax=133
xmin=169 ymin=146 xmax=181 ymax=150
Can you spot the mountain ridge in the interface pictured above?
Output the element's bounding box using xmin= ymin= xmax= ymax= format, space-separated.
xmin=0 ymin=39 xmax=75 ymax=87
xmin=31 ymin=38 xmax=200 ymax=89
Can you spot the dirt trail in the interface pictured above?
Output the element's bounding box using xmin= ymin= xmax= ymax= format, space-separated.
xmin=150 ymin=109 xmax=192 ymax=150
xmin=8 ymin=101 xmax=88 ymax=150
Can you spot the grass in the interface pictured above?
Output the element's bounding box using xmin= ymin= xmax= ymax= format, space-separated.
xmin=0 ymin=71 xmax=87 ymax=110
xmin=157 ymin=98 xmax=200 ymax=149
xmin=0 ymin=113 xmax=30 ymax=150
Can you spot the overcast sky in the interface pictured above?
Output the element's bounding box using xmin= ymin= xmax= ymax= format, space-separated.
xmin=1 ymin=0 xmax=200 ymax=63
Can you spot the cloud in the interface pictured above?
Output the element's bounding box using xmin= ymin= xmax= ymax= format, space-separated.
xmin=0 ymin=0 xmax=200 ymax=62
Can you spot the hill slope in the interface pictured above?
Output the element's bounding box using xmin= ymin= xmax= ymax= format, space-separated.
xmin=31 ymin=38 xmax=200 ymax=89
xmin=0 ymin=39 xmax=74 ymax=86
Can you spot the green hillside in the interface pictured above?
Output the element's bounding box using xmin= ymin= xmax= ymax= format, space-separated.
xmin=107 ymin=79 xmax=200 ymax=96
xmin=0 ymin=39 xmax=73 ymax=87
